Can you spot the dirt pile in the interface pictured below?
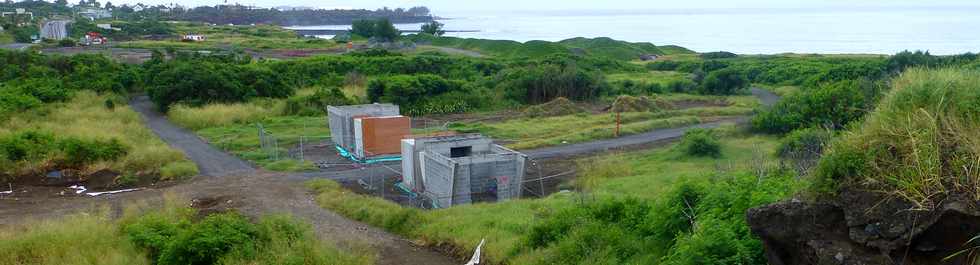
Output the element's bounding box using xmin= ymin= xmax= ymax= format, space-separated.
xmin=609 ymin=95 xmax=672 ymax=112
xmin=523 ymin=97 xmax=586 ymax=118
xmin=748 ymin=69 xmax=980 ymax=265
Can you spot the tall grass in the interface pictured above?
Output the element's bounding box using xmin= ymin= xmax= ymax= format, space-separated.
xmin=0 ymin=195 xmax=374 ymax=265
xmin=168 ymin=100 xmax=282 ymax=131
xmin=0 ymin=211 xmax=149 ymax=265
xmin=815 ymin=68 xmax=980 ymax=209
xmin=0 ymin=91 xmax=194 ymax=178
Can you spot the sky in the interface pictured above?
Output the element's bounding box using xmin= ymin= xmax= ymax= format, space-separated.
xmin=94 ymin=0 xmax=980 ymax=13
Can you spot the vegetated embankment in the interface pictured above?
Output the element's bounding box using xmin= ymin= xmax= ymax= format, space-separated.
xmin=748 ymin=68 xmax=980 ymax=264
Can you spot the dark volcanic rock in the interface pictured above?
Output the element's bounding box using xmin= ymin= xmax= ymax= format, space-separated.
xmin=747 ymin=193 xmax=980 ymax=265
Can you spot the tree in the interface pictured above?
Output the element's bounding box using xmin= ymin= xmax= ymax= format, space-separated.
xmin=373 ymin=18 xmax=399 ymax=41
xmin=55 ymin=0 xmax=67 ymax=7
xmin=105 ymin=1 xmax=114 ymax=9
xmin=420 ymin=21 xmax=444 ymax=36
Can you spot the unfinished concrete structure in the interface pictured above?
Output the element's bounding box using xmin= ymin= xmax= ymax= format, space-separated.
xmin=401 ymin=134 xmax=527 ymax=208
xmin=327 ymin=104 xmax=410 ymax=161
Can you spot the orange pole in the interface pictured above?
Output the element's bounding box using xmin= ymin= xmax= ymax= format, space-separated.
xmin=615 ymin=112 xmax=621 ymax=137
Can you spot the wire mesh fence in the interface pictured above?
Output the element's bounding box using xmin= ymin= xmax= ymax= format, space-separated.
xmin=256 ymin=123 xmax=333 ymax=162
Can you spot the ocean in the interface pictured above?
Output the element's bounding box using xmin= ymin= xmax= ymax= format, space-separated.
xmin=288 ymin=6 xmax=980 ymax=55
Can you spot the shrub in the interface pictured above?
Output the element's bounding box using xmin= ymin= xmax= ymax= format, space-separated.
xmin=497 ymin=59 xmax=607 ymax=104
xmin=160 ymin=161 xmax=199 ymax=180
xmin=282 ymin=87 xmax=353 ymax=116
xmin=666 ymin=79 xmax=697 ymax=93
xmin=752 ymin=80 xmax=869 ymax=134
xmin=698 ymin=68 xmax=748 ymax=95
xmin=0 ymin=130 xmax=57 ymax=162
xmin=776 ymin=127 xmax=832 ymax=159
xmin=158 ymin=213 xmax=260 ymax=265
xmin=58 ymin=138 xmax=129 ymax=168
xmin=679 ymin=128 xmax=721 ymax=157
xmin=700 ymin=51 xmax=738 ymax=59
xmin=523 ymin=172 xmax=797 ymax=265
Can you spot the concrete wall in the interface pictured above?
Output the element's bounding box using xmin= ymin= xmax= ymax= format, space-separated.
xmin=410 ymin=134 xmax=527 ymax=208
xmin=326 ymin=104 xmax=399 ymax=157
xmin=421 ymin=151 xmax=455 ymax=208
xmin=401 ymin=134 xmax=492 ymax=191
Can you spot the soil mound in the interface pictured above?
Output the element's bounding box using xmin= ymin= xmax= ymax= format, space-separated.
xmin=610 ymin=95 xmax=672 ymax=112
xmin=523 ymin=97 xmax=586 ymax=118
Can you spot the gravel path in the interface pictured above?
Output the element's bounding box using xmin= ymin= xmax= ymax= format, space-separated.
xmin=130 ymin=96 xmax=255 ymax=177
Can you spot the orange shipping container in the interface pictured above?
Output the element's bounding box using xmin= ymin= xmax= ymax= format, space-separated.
xmin=355 ymin=116 xmax=410 ymax=158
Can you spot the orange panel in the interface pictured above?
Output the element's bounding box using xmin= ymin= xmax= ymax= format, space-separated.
xmin=360 ymin=116 xmax=410 ymax=157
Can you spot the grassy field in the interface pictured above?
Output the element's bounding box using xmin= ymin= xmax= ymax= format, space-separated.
xmin=606 ymin=70 xmax=690 ymax=86
xmin=0 ymin=196 xmax=375 ymax=265
xmin=117 ymin=23 xmax=340 ymax=51
xmin=309 ymin=132 xmax=783 ymax=263
xmin=0 ymin=32 xmax=13 ymax=44
xmin=0 ymin=91 xmax=196 ymax=179
xmin=450 ymin=95 xmax=758 ymax=150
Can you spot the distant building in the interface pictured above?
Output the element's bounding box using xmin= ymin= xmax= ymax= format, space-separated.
xmin=1 ymin=8 xmax=34 ymax=26
xmin=40 ymin=20 xmax=71 ymax=40
xmin=180 ymin=34 xmax=207 ymax=42
xmin=78 ymin=8 xmax=112 ymax=20
xmin=640 ymin=54 xmax=659 ymax=61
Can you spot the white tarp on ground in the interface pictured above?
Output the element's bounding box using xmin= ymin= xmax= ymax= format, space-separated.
xmin=86 ymin=188 xmax=143 ymax=196
xmin=465 ymin=238 xmax=486 ymax=265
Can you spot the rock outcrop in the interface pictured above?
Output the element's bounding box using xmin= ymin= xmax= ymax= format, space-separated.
xmin=747 ymin=189 xmax=980 ymax=265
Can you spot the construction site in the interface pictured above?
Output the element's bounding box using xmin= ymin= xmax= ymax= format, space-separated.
xmin=323 ymin=104 xmax=536 ymax=209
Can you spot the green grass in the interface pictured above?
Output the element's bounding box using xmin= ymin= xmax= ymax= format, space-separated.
xmin=408 ymin=34 xmax=690 ymax=60
xmin=606 ymin=70 xmax=689 ymax=86
xmin=0 ymin=210 xmax=150 ymax=265
xmin=0 ymin=196 xmax=374 ymax=265
xmin=195 ymin=115 xmax=329 ymax=171
xmin=0 ymin=91 xmax=195 ymax=178
xmin=168 ymin=100 xmax=283 ymax=131
xmin=449 ymin=95 xmax=757 ymax=150
xmin=0 ymin=32 xmax=13 ymax=44
xmin=309 ymin=133 xmax=781 ymax=264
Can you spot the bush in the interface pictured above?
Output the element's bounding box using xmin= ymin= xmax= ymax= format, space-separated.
xmin=523 ymin=172 xmax=797 ymax=265
xmin=699 ymin=68 xmax=748 ymax=95
xmin=679 ymin=128 xmax=721 ymax=157
xmin=58 ymin=38 xmax=76 ymax=47
xmin=497 ymin=59 xmax=607 ymax=104
xmin=700 ymin=51 xmax=738 ymax=59
xmin=282 ymin=87 xmax=353 ymax=116
xmin=752 ymin=80 xmax=869 ymax=134
xmin=0 ymin=130 xmax=57 ymax=162
xmin=160 ymin=161 xmax=199 ymax=180
xmin=776 ymin=127 xmax=832 ymax=159
xmin=159 ymin=213 xmax=260 ymax=265
xmin=58 ymin=138 xmax=129 ymax=168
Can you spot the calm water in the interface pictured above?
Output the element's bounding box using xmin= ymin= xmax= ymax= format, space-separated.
xmin=289 ymin=7 xmax=980 ymax=55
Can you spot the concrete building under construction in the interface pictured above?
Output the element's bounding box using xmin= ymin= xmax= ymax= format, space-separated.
xmin=327 ymin=104 xmax=410 ymax=161
xmin=401 ymin=134 xmax=527 ymax=208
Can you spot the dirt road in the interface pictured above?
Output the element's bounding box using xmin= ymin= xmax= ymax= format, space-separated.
xmin=525 ymin=88 xmax=778 ymax=159
xmin=131 ymin=96 xmax=256 ymax=177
